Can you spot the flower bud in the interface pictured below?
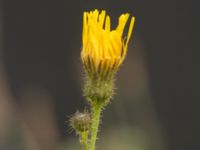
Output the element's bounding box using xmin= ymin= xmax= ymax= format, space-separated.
xmin=70 ymin=111 xmax=91 ymax=133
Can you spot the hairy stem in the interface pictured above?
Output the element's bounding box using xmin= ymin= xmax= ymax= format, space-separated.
xmin=80 ymin=131 xmax=89 ymax=150
xmin=89 ymin=103 xmax=102 ymax=150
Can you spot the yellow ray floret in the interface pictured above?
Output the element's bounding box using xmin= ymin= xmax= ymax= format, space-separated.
xmin=81 ymin=9 xmax=135 ymax=75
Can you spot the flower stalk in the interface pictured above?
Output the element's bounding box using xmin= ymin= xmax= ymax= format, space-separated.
xmin=80 ymin=131 xmax=89 ymax=150
xmin=90 ymin=103 xmax=102 ymax=150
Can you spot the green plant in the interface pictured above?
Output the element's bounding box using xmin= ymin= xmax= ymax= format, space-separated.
xmin=69 ymin=9 xmax=135 ymax=150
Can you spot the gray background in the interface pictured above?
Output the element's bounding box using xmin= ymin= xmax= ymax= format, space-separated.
xmin=1 ymin=0 xmax=199 ymax=150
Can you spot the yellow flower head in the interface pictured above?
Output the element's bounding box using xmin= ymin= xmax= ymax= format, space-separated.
xmin=81 ymin=9 xmax=135 ymax=76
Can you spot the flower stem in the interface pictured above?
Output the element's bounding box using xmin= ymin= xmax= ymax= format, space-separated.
xmin=90 ymin=103 xmax=102 ymax=150
xmin=80 ymin=131 xmax=89 ymax=150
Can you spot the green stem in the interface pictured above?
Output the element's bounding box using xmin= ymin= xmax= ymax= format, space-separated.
xmin=89 ymin=103 xmax=102 ymax=150
xmin=80 ymin=131 xmax=89 ymax=150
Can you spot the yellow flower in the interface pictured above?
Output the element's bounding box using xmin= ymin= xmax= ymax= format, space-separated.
xmin=81 ymin=9 xmax=135 ymax=76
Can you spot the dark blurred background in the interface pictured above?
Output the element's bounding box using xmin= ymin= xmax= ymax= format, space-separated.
xmin=1 ymin=0 xmax=199 ymax=150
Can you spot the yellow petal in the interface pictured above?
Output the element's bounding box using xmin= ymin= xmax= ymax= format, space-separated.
xmin=105 ymin=16 xmax=110 ymax=31
xmin=99 ymin=10 xmax=106 ymax=28
xmin=121 ymin=16 xmax=135 ymax=63
xmin=116 ymin=13 xmax=130 ymax=37
xmin=83 ymin=12 xmax=88 ymax=46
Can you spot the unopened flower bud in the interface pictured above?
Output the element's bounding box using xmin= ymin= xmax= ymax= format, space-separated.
xmin=70 ymin=111 xmax=91 ymax=133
